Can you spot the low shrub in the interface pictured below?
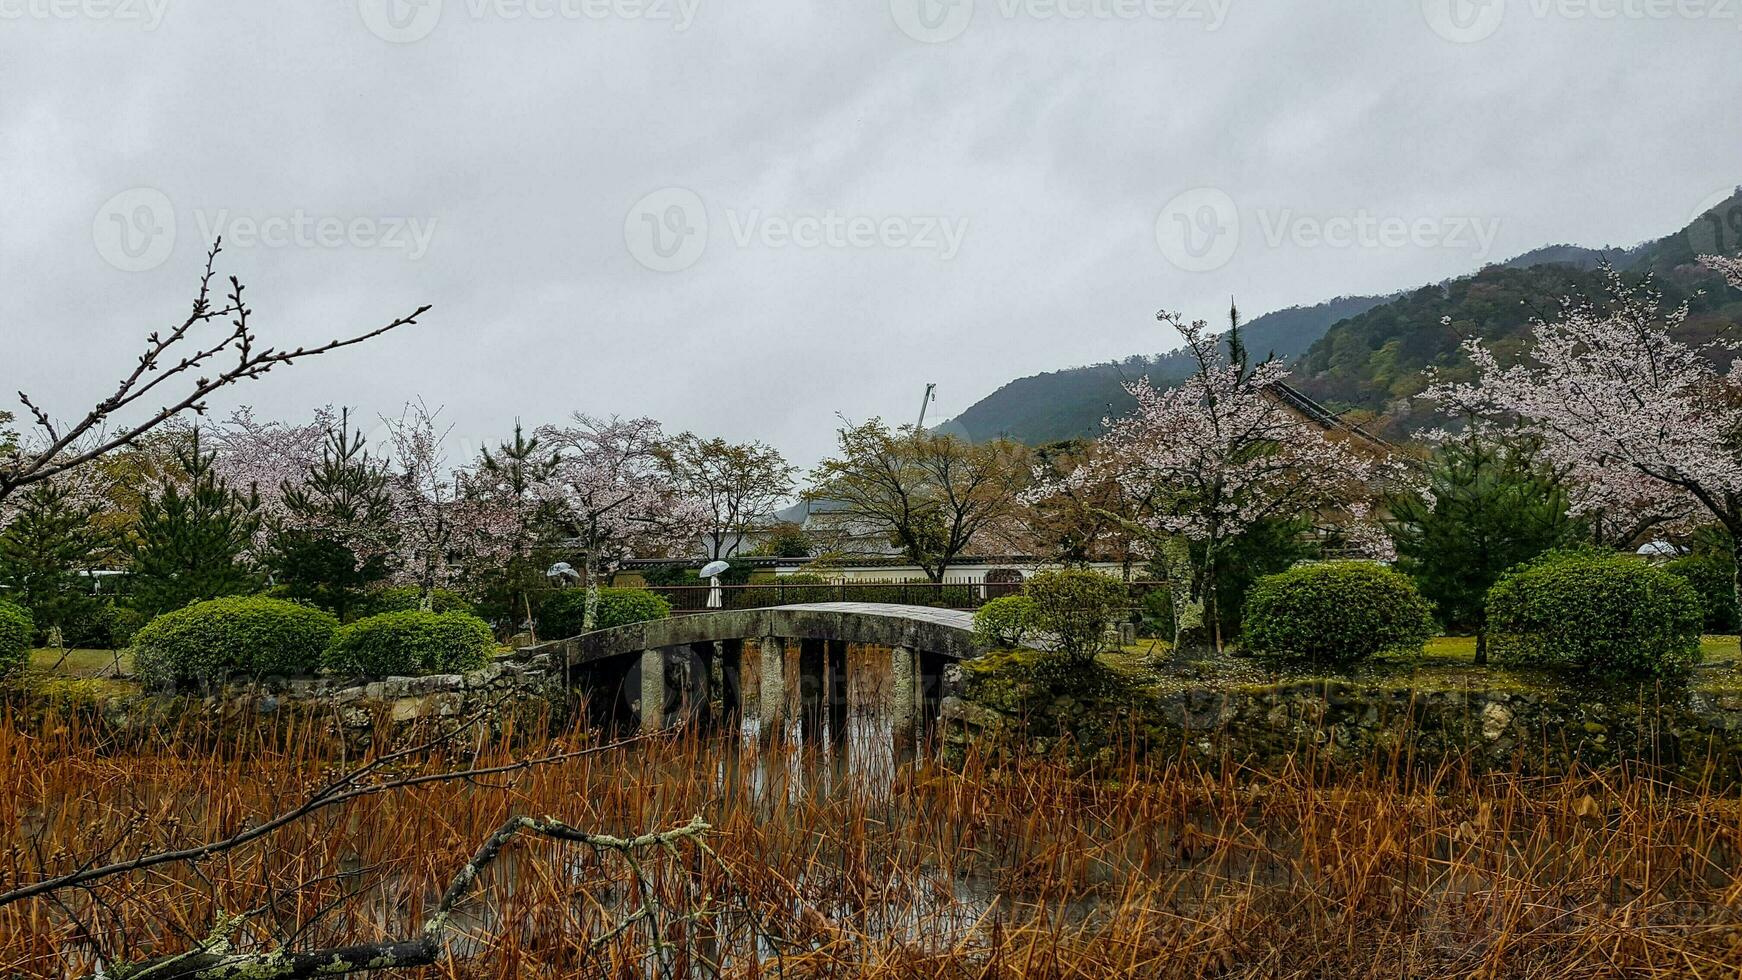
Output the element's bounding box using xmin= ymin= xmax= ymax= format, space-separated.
xmin=1026 ymin=569 xmax=1128 ymax=662
xmin=323 ymin=610 xmax=495 ymax=678
xmin=973 ymin=595 xmax=1038 ymax=649
xmin=108 ymin=606 xmax=149 ymax=649
xmin=535 ymin=588 xmax=671 ymax=639
xmin=1243 ymin=561 xmax=1436 ymax=667
xmin=1487 ymin=550 xmax=1703 ymax=679
xmin=1664 ymin=551 xmax=1739 ymax=635
xmin=768 ymin=574 xmax=837 ymax=605
xmin=641 ymin=561 xmax=753 ymax=588
xmin=132 ymin=596 xmax=338 ymax=687
xmin=358 ymin=585 xmax=477 ymax=618
xmin=0 ymin=599 xmax=33 ymax=678
xmin=47 ymin=601 xmax=146 ymax=650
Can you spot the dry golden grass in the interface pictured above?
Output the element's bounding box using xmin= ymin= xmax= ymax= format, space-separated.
xmin=4 ymin=703 xmax=1742 ymax=978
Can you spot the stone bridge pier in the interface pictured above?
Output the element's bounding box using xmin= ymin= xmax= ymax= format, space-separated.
xmin=522 ymin=603 xmax=983 ymax=749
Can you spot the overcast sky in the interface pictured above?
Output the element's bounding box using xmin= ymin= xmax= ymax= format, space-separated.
xmin=2 ymin=0 xmax=1738 ymax=471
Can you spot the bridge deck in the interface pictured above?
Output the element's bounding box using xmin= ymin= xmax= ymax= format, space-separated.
xmin=524 ymin=602 xmax=984 ymax=666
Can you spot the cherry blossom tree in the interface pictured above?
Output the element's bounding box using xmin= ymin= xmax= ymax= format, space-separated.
xmin=1424 ymin=259 xmax=1742 ymax=650
xmin=382 ymin=399 xmax=467 ymax=604
xmin=205 ymin=407 xmax=334 ymax=531
xmin=1037 ymin=307 xmax=1387 ymax=655
xmin=536 ymin=415 xmax=708 ymax=630
xmin=1702 ymin=253 xmax=1742 ymax=290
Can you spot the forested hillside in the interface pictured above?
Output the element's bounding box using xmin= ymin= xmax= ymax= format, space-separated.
xmin=948 ymin=188 xmax=1742 ymax=444
xmin=1294 ymin=190 xmax=1742 ymax=436
xmin=948 ymin=294 xmax=1390 ymax=444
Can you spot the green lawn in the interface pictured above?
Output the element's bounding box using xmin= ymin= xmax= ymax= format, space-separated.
xmin=21 ymin=647 xmax=139 ymax=700
xmin=1117 ymin=634 xmax=1742 ymax=695
xmin=27 ymin=646 xmax=133 ymax=677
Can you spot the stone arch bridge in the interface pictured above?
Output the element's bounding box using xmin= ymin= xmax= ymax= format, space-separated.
xmin=522 ymin=603 xmax=985 ymax=744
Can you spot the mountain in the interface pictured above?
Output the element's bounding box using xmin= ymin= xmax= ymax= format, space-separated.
xmin=946 ymin=294 xmax=1392 ymax=445
xmin=946 ymin=187 xmax=1742 ymax=445
xmin=1292 ymin=188 xmax=1742 ymax=436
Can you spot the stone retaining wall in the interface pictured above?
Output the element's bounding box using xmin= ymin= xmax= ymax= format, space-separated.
xmin=943 ymin=654 xmax=1742 ymax=780
xmin=34 ymin=649 xmax=569 ymax=743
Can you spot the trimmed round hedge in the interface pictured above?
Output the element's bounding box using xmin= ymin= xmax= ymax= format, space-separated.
xmin=323 ymin=610 xmax=495 ymax=678
xmin=358 ymin=585 xmax=477 ymax=618
xmin=1026 ymin=569 xmax=1128 ymax=662
xmin=535 ymin=587 xmax=671 ymax=639
xmin=0 ymin=599 xmax=34 ymax=678
xmin=972 ymin=595 xmax=1037 ymax=649
xmin=1243 ymin=561 xmax=1436 ymax=667
xmin=1487 ymin=551 xmax=1703 ymax=679
xmin=132 ymin=596 xmax=338 ymax=687
xmin=1664 ymin=551 xmax=1739 ymax=635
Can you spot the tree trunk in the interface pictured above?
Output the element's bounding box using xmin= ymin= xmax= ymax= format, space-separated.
xmin=583 ymin=555 xmax=601 ymax=631
xmin=1164 ymin=537 xmax=1212 ymax=659
xmin=1474 ymin=624 xmax=1488 ymax=667
xmin=1733 ymin=533 xmax=1742 ymax=661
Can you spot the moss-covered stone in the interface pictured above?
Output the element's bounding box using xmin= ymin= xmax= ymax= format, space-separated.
xmin=950 ymin=644 xmax=1742 ymax=783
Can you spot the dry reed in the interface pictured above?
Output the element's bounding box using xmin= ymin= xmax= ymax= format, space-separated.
xmin=3 ymin=700 xmax=1742 ymax=979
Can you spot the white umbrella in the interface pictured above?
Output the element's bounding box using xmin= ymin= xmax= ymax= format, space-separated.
xmin=701 ymin=560 xmax=731 ymax=609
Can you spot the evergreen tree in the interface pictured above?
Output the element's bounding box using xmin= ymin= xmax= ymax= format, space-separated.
xmin=473 ymin=421 xmax=558 ymax=632
xmin=127 ymin=429 xmax=262 ymax=617
xmin=264 ymin=412 xmax=396 ymax=620
xmin=1388 ymin=431 xmax=1575 ymax=665
xmin=0 ymin=478 xmax=108 ymax=645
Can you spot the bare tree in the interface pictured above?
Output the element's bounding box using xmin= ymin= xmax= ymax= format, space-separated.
xmin=806 ymin=420 xmax=1029 ymax=582
xmin=661 ymin=433 xmax=796 ymax=561
xmin=0 ymin=240 xmax=427 ymax=504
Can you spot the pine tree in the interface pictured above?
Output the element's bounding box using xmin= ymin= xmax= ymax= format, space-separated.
xmin=264 ymin=411 xmax=396 ymax=620
xmin=474 ymin=421 xmax=558 ymax=632
xmin=127 ymin=429 xmax=263 ymax=617
xmin=1388 ymin=430 xmax=1575 ymax=665
xmin=0 ymin=478 xmax=108 ymax=645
